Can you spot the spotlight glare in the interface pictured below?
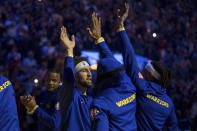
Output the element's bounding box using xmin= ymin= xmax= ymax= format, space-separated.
xmin=153 ymin=33 xmax=157 ymax=38
xmin=34 ymin=79 xmax=38 ymax=84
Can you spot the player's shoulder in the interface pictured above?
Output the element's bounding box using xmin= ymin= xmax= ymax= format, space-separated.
xmin=92 ymin=96 xmax=110 ymax=110
xmin=165 ymin=94 xmax=174 ymax=104
xmin=72 ymin=88 xmax=82 ymax=101
xmin=0 ymin=75 xmax=9 ymax=82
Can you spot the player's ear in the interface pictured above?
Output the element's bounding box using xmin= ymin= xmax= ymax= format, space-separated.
xmin=59 ymin=82 xmax=62 ymax=86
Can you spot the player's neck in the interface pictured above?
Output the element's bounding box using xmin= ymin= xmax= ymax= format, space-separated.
xmin=77 ymin=84 xmax=87 ymax=96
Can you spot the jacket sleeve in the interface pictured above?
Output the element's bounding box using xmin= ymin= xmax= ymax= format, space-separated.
xmin=91 ymin=108 xmax=109 ymax=131
xmin=33 ymin=106 xmax=61 ymax=129
xmin=165 ymin=103 xmax=180 ymax=131
xmin=117 ymin=29 xmax=148 ymax=92
xmin=96 ymin=39 xmax=114 ymax=59
xmin=59 ymin=56 xmax=75 ymax=117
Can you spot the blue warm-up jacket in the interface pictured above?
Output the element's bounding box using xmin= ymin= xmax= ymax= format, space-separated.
xmin=0 ymin=76 xmax=20 ymax=131
xmin=117 ymin=28 xmax=179 ymax=131
xmin=91 ymin=40 xmax=137 ymax=131
xmin=32 ymin=89 xmax=61 ymax=131
xmin=59 ymin=56 xmax=92 ymax=131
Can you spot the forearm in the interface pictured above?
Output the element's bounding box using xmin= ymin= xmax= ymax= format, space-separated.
xmin=32 ymin=107 xmax=60 ymax=129
xmin=63 ymin=48 xmax=75 ymax=85
xmin=117 ymin=27 xmax=139 ymax=77
xmin=117 ymin=27 xmax=148 ymax=92
xmin=59 ymin=52 xmax=75 ymax=114
xmin=96 ymin=37 xmax=114 ymax=58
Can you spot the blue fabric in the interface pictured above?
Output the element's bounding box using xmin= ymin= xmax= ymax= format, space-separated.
xmin=97 ymin=57 xmax=123 ymax=79
xmin=118 ymin=29 xmax=179 ymax=131
xmin=32 ymin=89 xmax=60 ymax=131
xmin=59 ymin=56 xmax=92 ymax=131
xmin=0 ymin=76 xmax=20 ymax=131
xmin=92 ymin=41 xmax=137 ymax=131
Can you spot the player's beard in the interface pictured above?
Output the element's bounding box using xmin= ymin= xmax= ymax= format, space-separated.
xmin=78 ymin=79 xmax=93 ymax=88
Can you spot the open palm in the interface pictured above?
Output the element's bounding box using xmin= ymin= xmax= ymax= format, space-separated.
xmin=117 ymin=3 xmax=129 ymax=28
xmin=60 ymin=26 xmax=75 ymax=49
xmin=86 ymin=12 xmax=101 ymax=41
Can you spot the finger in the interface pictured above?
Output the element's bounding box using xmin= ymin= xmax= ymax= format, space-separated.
xmin=63 ymin=26 xmax=67 ymax=35
xmin=24 ymin=96 xmax=27 ymax=99
xmin=117 ymin=9 xmax=121 ymax=15
xmin=20 ymin=96 xmax=24 ymax=100
xmin=122 ymin=5 xmax=129 ymax=19
xmin=32 ymin=96 xmax=35 ymax=100
xmin=20 ymin=96 xmax=25 ymax=104
xmin=23 ymin=96 xmax=29 ymax=102
xmin=61 ymin=26 xmax=68 ymax=38
xmin=93 ymin=12 xmax=95 ymax=17
xmin=95 ymin=13 xmax=99 ymax=24
xmin=27 ymin=95 xmax=32 ymax=99
xmin=125 ymin=3 xmax=129 ymax=14
xmin=32 ymin=96 xmax=36 ymax=103
xmin=94 ymin=14 xmax=99 ymax=27
xmin=71 ymin=35 xmax=75 ymax=42
xmin=20 ymin=96 xmax=29 ymax=105
xmin=27 ymin=96 xmax=33 ymax=102
xmin=86 ymin=27 xmax=93 ymax=36
xmin=92 ymin=12 xmax=96 ymax=27
xmin=99 ymin=17 xmax=101 ymax=25
xmin=92 ymin=12 xmax=95 ymax=20
xmin=60 ymin=27 xmax=64 ymax=36
xmin=95 ymin=13 xmax=98 ymax=19
xmin=93 ymin=12 xmax=98 ymax=26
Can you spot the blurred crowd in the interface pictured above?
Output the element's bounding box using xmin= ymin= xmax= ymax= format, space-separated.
xmin=0 ymin=0 xmax=196 ymax=130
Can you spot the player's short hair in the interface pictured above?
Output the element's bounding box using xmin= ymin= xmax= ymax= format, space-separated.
xmin=151 ymin=62 xmax=171 ymax=88
xmin=46 ymin=68 xmax=62 ymax=80
xmin=74 ymin=56 xmax=88 ymax=67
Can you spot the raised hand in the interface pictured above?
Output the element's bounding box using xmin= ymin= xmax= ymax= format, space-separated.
xmin=116 ymin=3 xmax=129 ymax=28
xmin=20 ymin=95 xmax=37 ymax=111
xmin=20 ymin=96 xmax=31 ymax=106
xmin=86 ymin=12 xmax=101 ymax=42
xmin=60 ymin=26 xmax=75 ymax=50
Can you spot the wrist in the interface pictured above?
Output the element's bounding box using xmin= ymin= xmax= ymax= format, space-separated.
xmin=27 ymin=105 xmax=38 ymax=114
xmin=117 ymin=27 xmax=125 ymax=32
xmin=95 ymin=37 xmax=104 ymax=44
xmin=66 ymin=49 xmax=74 ymax=57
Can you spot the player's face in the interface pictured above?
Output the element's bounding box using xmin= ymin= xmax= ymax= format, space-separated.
xmin=76 ymin=66 xmax=93 ymax=88
xmin=45 ymin=72 xmax=61 ymax=92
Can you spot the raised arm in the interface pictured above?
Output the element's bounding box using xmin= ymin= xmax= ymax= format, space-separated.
xmin=59 ymin=26 xmax=75 ymax=113
xmin=87 ymin=12 xmax=114 ymax=59
xmin=116 ymin=3 xmax=147 ymax=91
